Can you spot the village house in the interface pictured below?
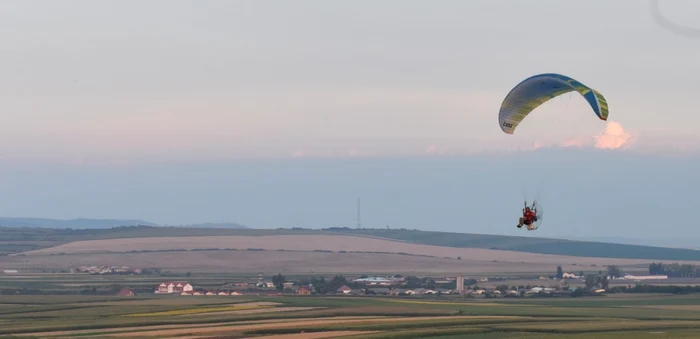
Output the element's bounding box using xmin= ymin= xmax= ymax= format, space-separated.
xmin=527 ymin=287 xmax=556 ymax=294
xmin=296 ymin=286 xmax=312 ymax=295
xmin=156 ymin=281 xmax=194 ymax=294
xmin=336 ymin=285 xmax=352 ymax=294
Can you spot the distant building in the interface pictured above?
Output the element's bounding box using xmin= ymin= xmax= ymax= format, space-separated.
xmin=156 ymin=281 xmax=194 ymax=294
xmin=527 ymin=287 xmax=556 ymax=294
xmin=353 ymin=276 xmax=395 ymax=286
xmin=622 ymin=274 xmax=668 ymax=280
xmin=297 ymin=287 xmax=312 ymax=295
xmin=456 ymin=275 xmax=465 ymax=293
xmin=337 ymin=285 xmax=352 ymax=294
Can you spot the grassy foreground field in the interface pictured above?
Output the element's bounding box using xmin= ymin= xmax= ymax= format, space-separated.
xmin=3 ymin=293 xmax=700 ymax=338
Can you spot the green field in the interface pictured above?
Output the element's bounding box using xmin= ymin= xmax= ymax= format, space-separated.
xmin=3 ymin=225 xmax=700 ymax=261
xmin=3 ymin=293 xmax=700 ymax=338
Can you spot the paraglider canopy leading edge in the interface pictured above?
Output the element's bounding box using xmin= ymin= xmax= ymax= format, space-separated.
xmin=498 ymin=73 xmax=609 ymax=134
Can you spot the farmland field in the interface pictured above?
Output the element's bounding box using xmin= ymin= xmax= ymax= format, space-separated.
xmin=19 ymin=234 xmax=657 ymax=267
xmin=3 ymin=293 xmax=700 ymax=338
xmin=8 ymin=234 xmax=699 ymax=275
xmin=4 ymin=225 xmax=700 ymax=261
xmin=0 ymin=248 xmax=660 ymax=276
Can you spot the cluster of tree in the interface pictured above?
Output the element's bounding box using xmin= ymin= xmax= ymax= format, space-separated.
xmin=76 ymin=284 xmax=127 ymax=295
xmin=272 ymin=274 xmax=358 ymax=294
xmin=649 ymin=262 xmax=699 ymax=278
xmin=303 ymin=275 xmax=356 ymax=294
xmin=555 ymin=266 xmax=586 ymax=279
xmin=272 ymin=273 xmax=286 ymax=291
xmin=0 ymin=288 xmax=77 ymax=295
xmin=494 ymin=284 xmax=519 ymax=294
xmin=606 ymin=265 xmax=624 ymax=278
xmin=584 ymin=273 xmax=609 ymax=290
xmin=403 ymin=276 xmax=436 ymax=289
xmin=609 ymin=284 xmax=700 ymax=294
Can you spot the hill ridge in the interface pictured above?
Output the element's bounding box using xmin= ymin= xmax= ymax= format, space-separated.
xmin=0 ymin=217 xmax=247 ymax=229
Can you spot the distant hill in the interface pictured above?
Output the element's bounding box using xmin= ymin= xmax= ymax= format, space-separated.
xmin=0 ymin=217 xmax=158 ymax=229
xmin=172 ymin=222 xmax=248 ymax=229
xmin=324 ymin=228 xmax=700 ymax=261
xmin=0 ymin=218 xmax=247 ymax=230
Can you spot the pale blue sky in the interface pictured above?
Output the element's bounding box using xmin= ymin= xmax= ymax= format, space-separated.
xmin=1 ymin=0 xmax=698 ymax=161
xmin=0 ymin=1 xmax=698 ymax=244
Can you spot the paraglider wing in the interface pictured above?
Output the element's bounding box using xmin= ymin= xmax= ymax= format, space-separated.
xmin=499 ymin=73 xmax=609 ymax=134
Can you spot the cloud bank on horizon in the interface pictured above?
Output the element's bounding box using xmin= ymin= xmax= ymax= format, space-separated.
xmin=287 ymin=120 xmax=694 ymax=159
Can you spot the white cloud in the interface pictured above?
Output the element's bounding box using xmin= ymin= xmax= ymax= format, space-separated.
xmin=595 ymin=121 xmax=635 ymax=149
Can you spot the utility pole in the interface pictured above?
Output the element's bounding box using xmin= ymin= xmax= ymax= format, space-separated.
xmin=356 ymin=197 xmax=361 ymax=229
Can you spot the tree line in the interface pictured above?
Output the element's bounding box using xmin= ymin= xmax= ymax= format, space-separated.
xmin=649 ymin=262 xmax=699 ymax=278
xmin=271 ymin=274 xmax=459 ymax=294
xmin=556 ymin=263 xmax=700 ymax=280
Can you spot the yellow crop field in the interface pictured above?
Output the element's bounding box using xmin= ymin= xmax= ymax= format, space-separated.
xmin=382 ymin=299 xmax=540 ymax=307
xmin=126 ymin=304 xmax=270 ymax=317
xmin=5 ymin=293 xmax=700 ymax=338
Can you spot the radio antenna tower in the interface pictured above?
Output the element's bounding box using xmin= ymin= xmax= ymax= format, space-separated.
xmin=356 ymin=197 xmax=361 ymax=229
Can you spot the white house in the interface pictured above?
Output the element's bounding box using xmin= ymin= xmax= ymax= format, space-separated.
xmin=156 ymin=282 xmax=194 ymax=294
xmin=337 ymin=285 xmax=352 ymax=294
xmin=527 ymin=287 xmax=556 ymax=294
